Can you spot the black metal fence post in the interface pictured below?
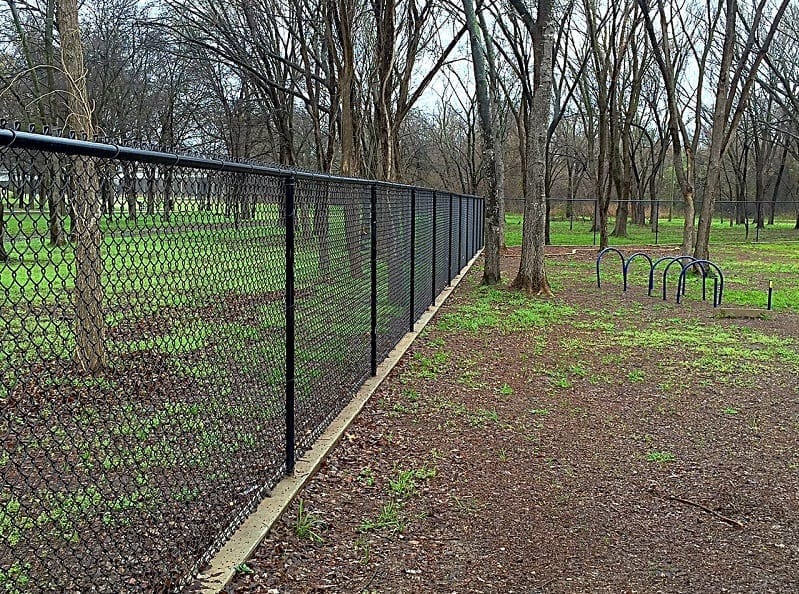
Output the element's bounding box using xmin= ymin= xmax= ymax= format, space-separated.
xmin=465 ymin=196 xmax=470 ymax=262
xmin=370 ymin=184 xmax=378 ymax=376
xmin=471 ymin=197 xmax=476 ymax=255
xmin=409 ymin=188 xmax=416 ymax=332
xmin=655 ymin=199 xmax=660 ymax=245
xmin=284 ymin=174 xmax=296 ymax=475
xmin=482 ymin=197 xmax=486 ymax=249
xmin=457 ymin=195 xmax=463 ymax=270
xmin=432 ymin=191 xmax=437 ymax=306
xmin=448 ymin=192 xmax=453 ymax=283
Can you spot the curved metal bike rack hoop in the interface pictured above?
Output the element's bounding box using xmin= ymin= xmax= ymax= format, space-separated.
xmin=659 ymin=256 xmax=698 ymax=300
xmin=623 ymin=252 xmax=654 ymax=293
xmin=596 ymin=247 xmax=626 ymax=289
xmin=677 ymin=260 xmax=724 ymax=307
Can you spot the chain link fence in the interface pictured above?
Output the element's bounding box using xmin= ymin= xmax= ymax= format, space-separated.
xmin=0 ymin=126 xmax=483 ymax=592
xmin=506 ymin=196 xmax=799 ymax=245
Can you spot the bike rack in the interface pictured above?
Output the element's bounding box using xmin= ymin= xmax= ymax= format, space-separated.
xmin=596 ymin=247 xmax=626 ymax=289
xmin=677 ymin=260 xmax=725 ymax=307
xmin=658 ymin=256 xmax=698 ymax=300
xmin=623 ymin=252 xmax=654 ymax=293
xmin=597 ymin=249 xmax=724 ymax=308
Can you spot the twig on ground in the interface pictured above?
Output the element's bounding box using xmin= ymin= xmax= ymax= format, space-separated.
xmin=649 ymin=488 xmax=744 ymax=528
xmin=359 ymin=568 xmax=380 ymax=591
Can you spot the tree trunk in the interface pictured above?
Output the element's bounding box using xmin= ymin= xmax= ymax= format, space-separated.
xmin=0 ymin=201 xmax=7 ymax=262
xmin=45 ymin=163 xmax=65 ymax=247
xmin=509 ymin=0 xmax=553 ymax=296
xmin=57 ymin=0 xmax=105 ymax=371
xmin=769 ymin=143 xmax=788 ymax=225
xmin=124 ymin=162 xmax=137 ymax=221
xmin=464 ymin=0 xmax=503 ymax=285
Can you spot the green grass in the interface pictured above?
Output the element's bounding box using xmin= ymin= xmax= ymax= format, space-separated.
xmin=504 ymin=213 xmax=799 ymax=247
xmin=295 ymin=499 xmax=324 ymax=543
xmin=646 ymin=451 xmax=676 ymax=463
xmin=436 ymin=284 xmax=575 ymax=333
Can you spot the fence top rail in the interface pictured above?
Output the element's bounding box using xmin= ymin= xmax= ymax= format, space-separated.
xmin=0 ymin=127 xmax=482 ymax=200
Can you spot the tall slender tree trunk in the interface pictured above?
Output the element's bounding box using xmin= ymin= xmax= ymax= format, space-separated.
xmin=57 ymin=0 xmax=105 ymax=371
xmin=464 ymin=0 xmax=503 ymax=285
xmin=769 ymin=144 xmax=788 ymax=225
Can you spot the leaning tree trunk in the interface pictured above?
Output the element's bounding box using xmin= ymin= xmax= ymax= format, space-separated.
xmin=464 ymin=0 xmax=503 ymax=285
xmin=57 ymin=0 xmax=105 ymax=371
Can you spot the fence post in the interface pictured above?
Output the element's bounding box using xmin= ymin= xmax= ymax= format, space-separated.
xmin=284 ymin=174 xmax=296 ymax=475
xmin=370 ymin=184 xmax=378 ymax=376
xmin=655 ymin=199 xmax=660 ymax=245
xmin=458 ymin=195 xmax=463 ymax=270
xmin=593 ymin=197 xmax=598 ymax=247
xmin=473 ymin=198 xmax=477 ymax=255
xmin=461 ymin=198 xmax=470 ymax=260
xmin=409 ymin=188 xmax=416 ymax=332
xmin=448 ymin=193 xmax=453 ymax=283
xmin=481 ymin=197 xmax=486 ymax=249
xmin=432 ymin=190 xmax=437 ymax=306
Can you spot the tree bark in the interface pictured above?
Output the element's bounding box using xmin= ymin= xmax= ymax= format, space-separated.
xmin=57 ymin=0 xmax=106 ymax=371
xmin=508 ymin=0 xmax=553 ymax=296
xmin=463 ymin=0 xmax=503 ymax=285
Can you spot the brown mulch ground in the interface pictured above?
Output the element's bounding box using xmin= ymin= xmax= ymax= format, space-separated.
xmin=229 ymin=247 xmax=799 ymax=594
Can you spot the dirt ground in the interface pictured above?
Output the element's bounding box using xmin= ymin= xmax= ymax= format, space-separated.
xmin=227 ymin=248 xmax=799 ymax=594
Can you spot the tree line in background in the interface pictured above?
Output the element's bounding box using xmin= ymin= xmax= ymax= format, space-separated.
xmin=0 ymin=0 xmax=796 ymax=291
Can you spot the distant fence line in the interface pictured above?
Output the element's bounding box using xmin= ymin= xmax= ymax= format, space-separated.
xmin=506 ymin=196 xmax=799 ymax=244
xmin=0 ymin=126 xmax=484 ymax=592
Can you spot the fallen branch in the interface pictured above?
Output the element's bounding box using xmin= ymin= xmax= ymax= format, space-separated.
xmin=650 ymin=488 xmax=744 ymax=528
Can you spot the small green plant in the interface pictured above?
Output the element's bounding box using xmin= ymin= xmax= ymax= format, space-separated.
xmin=568 ymin=363 xmax=588 ymax=378
xmin=723 ymin=406 xmax=739 ymax=415
xmin=295 ymin=499 xmax=324 ymax=543
xmin=467 ymin=408 xmax=500 ymax=427
xmin=457 ymin=369 xmax=486 ymax=389
xmin=389 ymin=470 xmax=417 ymax=498
xmin=234 ymin=563 xmax=254 ymax=575
xmin=498 ymin=448 xmax=508 ymax=462
xmin=388 ymin=466 xmax=436 ymax=498
xmin=359 ymin=501 xmax=408 ymax=533
xmin=358 ymin=467 xmax=375 ymax=487
xmin=546 ymin=370 xmax=571 ymax=389
xmin=496 ymin=383 xmax=514 ymax=395
xmin=529 ymin=408 xmax=549 ymax=416
xmin=402 ymin=388 xmax=420 ymax=402
xmin=646 ymin=451 xmax=676 ymax=463
xmin=406 ymin=351 xmax=449 ymax=380
xmin=627 ymin=370 xmax=646 ymax=382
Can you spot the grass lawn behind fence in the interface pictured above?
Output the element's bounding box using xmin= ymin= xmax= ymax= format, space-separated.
xmin=505 ymin=213 xmax=799 ymax=247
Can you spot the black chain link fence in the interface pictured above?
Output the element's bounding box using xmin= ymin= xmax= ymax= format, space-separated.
xmin=0 ymin=127 xmax=483 ymax=593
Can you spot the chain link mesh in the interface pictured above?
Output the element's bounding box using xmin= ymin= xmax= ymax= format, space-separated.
xmin=0 ymin=131 xmax=482 ymax=592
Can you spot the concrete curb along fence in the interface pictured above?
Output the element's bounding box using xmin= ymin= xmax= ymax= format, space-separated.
xmin=199 ymin=250 xmax=483 ymax=593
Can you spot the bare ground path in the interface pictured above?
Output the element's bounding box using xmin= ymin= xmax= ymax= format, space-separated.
xmin=228 ymin=248 xmax=799 ymax=593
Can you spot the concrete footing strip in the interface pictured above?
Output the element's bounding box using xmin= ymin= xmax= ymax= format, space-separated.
xmin=198 ymin=251 xmax=482 ymax=593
